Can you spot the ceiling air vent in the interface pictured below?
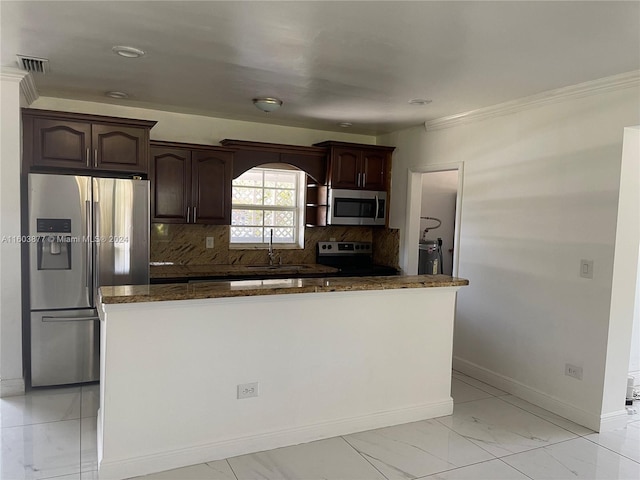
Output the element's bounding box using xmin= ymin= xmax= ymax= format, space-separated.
xmin=16 ymin=55 xmax=49 ymax=74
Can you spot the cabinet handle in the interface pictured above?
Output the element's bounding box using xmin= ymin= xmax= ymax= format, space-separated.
xmin=362 ymin=172 xmax=366 ymax=188
xmin=193 ymin=206 xmax=197 ymax=223
xmin=187 ymin=207 xmax=191 ymax=223
xmin=86 ymin=148 xmax=90 ymax=167
xmin=94 ymin=149 xmax=98 ymax=167
xmin=357 ymin=173 xmax=361 ymax=187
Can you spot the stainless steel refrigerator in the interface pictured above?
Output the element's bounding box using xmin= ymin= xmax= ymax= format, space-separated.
xmin=28 ymin=173 xmax=149 ymax=387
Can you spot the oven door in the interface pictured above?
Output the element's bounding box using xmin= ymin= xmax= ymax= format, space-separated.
xmin=327 ymin=189 xmax=386 ymax=226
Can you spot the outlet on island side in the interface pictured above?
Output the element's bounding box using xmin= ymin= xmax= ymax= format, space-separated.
xmin=206 ymin=237 xmax=214 ymax=249
xmin=580 ymin=259 xmax=593 ymax=279
xmin=565 ymin=363 xmax=583 ymax=380
xmin=237 ymin=382 xmax=259 ymax=399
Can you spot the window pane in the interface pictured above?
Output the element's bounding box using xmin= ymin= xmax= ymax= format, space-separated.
xmin=233 ymin=170 xmax=263 ymax=187
xmin=275 ymin=189 xmax=296 ymax=206
xmin=231 ymin=209 xmax=263 ymax=226
xmin=273 ymin=227 xmax=294 ymax=243
xmin=232 ymin=186 xmax=264 ymax=206
xmin=264 ymin=171 xmax=297 ymax=189
xmin=230 ymin=227 xmax=263 ymax=243
xmin=263 ymin=210 xmax=294 ymax=227
xmin=263 ymin=188 xmax=275 ymax=206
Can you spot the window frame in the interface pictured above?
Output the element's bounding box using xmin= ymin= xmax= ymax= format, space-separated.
xmin=229 ymin=166 xmax=306 ymax=249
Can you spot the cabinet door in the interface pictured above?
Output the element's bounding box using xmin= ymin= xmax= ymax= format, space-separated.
xmin=32 ymin=118 xmax=92 ymax=169
xmin=330 ymin=148 xmax=360 ymax=189
xmin=93 ymin=124 xmax=148 ymax=173
xmin=361 ymin=150 xmax=387 ymax=190
xmin=191 ymin=150 xmax=233 ymax=225
xmin=150 ymin=147 xmax=191 ymax=223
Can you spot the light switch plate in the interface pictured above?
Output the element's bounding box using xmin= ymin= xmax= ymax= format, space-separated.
xmin=580 ymin=259 xmax=593 ymax=279
xmin=206 ymin=237 xmax=214 ymax=249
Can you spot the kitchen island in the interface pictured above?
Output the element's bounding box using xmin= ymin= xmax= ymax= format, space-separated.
xmin=97 ymin=275 xmax=468 ymax=479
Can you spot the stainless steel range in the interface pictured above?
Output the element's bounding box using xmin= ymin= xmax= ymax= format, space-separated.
xmin=316 ymin=241 xmax=399 ymax=277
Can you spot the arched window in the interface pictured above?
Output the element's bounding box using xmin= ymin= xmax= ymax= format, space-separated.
xmin=230 ymin=165 xmax=306 ymax=248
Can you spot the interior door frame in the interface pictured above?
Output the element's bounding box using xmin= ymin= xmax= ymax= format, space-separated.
xmin=403 ymin=162 xmax=464 ymax=276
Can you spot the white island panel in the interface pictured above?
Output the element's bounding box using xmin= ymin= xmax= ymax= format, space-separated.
xmin=98 ymin=286 xmax=460 ymax=479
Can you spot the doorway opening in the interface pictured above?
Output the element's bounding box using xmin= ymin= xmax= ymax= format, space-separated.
xmin=418 ymin=170 xmax=459 ymax=276
xmin=402 ymin=164 xmax=463 ymax=276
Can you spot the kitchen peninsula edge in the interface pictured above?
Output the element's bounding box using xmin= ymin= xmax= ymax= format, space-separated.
xmin=96 ymin=275 xmax=468 ymax=479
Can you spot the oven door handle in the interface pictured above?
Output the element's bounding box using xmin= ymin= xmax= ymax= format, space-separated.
xmin=42 ymin=315 xmax=100 ymax=322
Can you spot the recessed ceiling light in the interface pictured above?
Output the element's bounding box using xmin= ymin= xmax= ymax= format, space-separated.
xmin=338 ymin=122 xmax=353 ymax=128
xmin=105 ymin=91 xmax=129 ymax=99
xmin=408 ymin=98 xmax=432 ymax=105
xmin=252 ymin=97 xmax=283 ymax=113
xmin=112 ymin=46 xmax=145 ymax=58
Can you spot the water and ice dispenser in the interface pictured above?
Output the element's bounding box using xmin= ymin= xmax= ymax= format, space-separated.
xmin=36 ymin=218 xmax=72 ymax=270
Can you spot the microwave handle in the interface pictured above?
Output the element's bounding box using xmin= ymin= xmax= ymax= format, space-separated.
xmin=374 ymin=194 xmax=379 ymax=220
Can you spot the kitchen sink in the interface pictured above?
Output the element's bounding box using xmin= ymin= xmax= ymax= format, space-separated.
xmin=243 ymin=264 xmax=309 ymax=271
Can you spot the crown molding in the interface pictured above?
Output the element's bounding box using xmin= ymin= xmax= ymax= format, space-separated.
xmin=0 ymin=67 xmax=39 ymax=105
xmin=425 ymin=70 xmax=640 ymax=132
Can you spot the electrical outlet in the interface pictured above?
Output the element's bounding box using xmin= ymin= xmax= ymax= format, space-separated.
xmin=580 ymin=259 xmax=593 ymax=279
xmin=237 ymin=382 xmax=259 ymax=399
xmin=206 ymin=237 xmax=214 ymax=249
xmin=565 ymin=363 xmax=583 ymax=380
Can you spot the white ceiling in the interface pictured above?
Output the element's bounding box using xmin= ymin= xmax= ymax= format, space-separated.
xmin=2 ymin=1 xmax=639 ymax=135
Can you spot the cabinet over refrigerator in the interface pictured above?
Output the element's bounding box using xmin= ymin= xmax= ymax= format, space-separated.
xmin=28 ymin=173 xmax=149 ymax=387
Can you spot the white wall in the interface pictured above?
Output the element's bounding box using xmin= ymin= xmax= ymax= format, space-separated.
xmin=29 ymin=97 xmax=375 ymax=146
xmin=603 ymin=125 xmax=640 ymax=414
xmin=378 ymin=81 xmax=640 ymax=430
xmin=0 ymin=69 xmax=27 ymax=396
xmin=630 ymin=247 xmax=640 ymax=378
xmin=420 ymin=171 xmax=458 ymax=275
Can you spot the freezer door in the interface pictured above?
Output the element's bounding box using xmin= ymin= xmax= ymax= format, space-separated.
xmin=29 ymin=174 xmax=92 ymax=310
xmin=93 ymin=178 xmax=149 ymax=295
xmin=30 ymin=309 xmax=100 ymax=387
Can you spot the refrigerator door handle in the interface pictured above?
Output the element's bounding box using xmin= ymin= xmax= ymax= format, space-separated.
xmin=42 ymin=315 xmax=100 ymax=322
xmin=93 ymin=201 xmax=100 ymax=305
xmin=85 ymin=200 xmax=91 ymax=290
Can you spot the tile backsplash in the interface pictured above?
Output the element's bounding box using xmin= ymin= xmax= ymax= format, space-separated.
xmin=151 ymin=224 xmax=399 ymax=268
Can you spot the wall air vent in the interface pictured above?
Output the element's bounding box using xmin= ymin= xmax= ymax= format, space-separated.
xmin=16 ymin=55 xmax=49 ymax=74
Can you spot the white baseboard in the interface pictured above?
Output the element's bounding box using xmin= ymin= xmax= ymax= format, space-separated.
xmin=98 ymin=399 xmax=453 ymax=480
xmin=599 ymin=410 xmax=629 ymax=432
xmin=452 ymin=356 xmax=603 ymax=431
xmin=0 ymin=377 xmax=25 ymax=397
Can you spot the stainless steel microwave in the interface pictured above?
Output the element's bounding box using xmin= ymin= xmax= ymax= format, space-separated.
xmin=327 ymin=189 xmax=387 ymax=226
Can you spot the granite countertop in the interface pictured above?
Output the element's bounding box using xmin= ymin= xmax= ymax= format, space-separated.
xmin=149 ymin=263 xmax=340 ymax=279
xmin=100 ymin=275 xmax=469 ymax=304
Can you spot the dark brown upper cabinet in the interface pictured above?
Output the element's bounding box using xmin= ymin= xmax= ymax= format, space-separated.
xmin=150 ymin=141 xmax=233 ymax=225
xmin=313 ymin=141 xmax=394 ymax=191
xmin=23 ymin=109 xmax=156 ymax=175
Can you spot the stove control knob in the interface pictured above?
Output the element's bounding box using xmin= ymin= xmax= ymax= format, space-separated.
xmin=321 ymin=245 xmax=326 ymax=249
xmin=328 ymin=245 xmax=332 ymax=250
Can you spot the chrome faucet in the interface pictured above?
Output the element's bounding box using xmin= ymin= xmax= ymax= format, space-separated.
xmin=268 ymin=228 xmax=276 ymax=266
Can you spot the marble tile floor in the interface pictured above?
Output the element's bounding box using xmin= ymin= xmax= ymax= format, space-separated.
xmin=1 ymin=373 xmax=638 ymax=480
